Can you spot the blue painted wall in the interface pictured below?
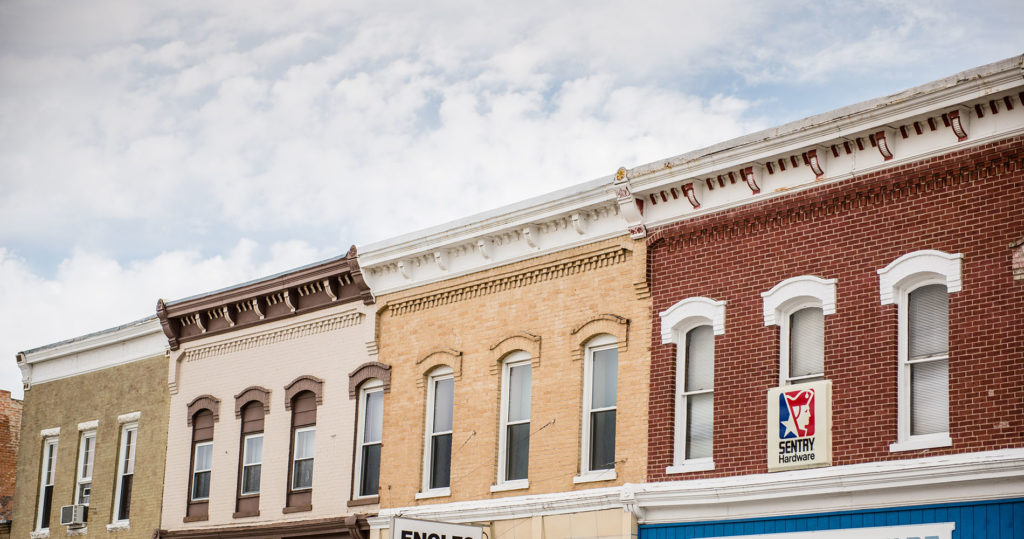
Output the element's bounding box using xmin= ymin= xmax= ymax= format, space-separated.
xmin=639 ymin=498 xmax=1024 ymax=539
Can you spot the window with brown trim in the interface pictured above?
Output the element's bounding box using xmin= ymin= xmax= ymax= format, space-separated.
xmin=234 ymin=401 xmax=264 ymax=518
xmin=285 ymin=391 xmax=316 ymax=512
xmin=186 ymin=409 xmax=214 ymax=522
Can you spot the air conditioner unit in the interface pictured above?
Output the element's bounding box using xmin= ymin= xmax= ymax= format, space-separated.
xmin=59 ymin=504 xmax=87 ymax=527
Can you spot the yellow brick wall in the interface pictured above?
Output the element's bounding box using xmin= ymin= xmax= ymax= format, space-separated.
xmin=11 ymin=354 xmax=169 ymax=539
xmin=376 ymin=235 xmax=650 ymax=507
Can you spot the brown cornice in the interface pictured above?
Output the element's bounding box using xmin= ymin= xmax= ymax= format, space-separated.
xmin=157 ymin=514 xmax=371 ymax=539
xmin=157 ymin=246 xmax=374 ymax=350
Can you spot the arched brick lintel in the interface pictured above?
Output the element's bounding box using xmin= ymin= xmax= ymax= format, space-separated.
xmin=186 ymin=394 xmax=221 ymax=426
xmin=488 ymin=332 xmax=541 ymax=375
xmin=570 ymin=314 xmax=630 ymax=361
xmin=284 ymin=375 xmax=324 ymax=410
xmin=348 ymin=361 xmax=392 ymax=399
xmin=234 ymin=386 xmax=271 ymax=418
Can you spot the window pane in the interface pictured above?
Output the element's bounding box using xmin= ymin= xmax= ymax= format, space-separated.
xmin=508 ymin=364 xmax=532 ymax=422
xmin=293 ymin=459 xmax=313 ymax=490
xmin=244 ymin=435 xmax=263 ymax=465
xmin=591 ymin=348 xmax=618 ymax=409
xmin=790 ymin=307 xmax=824 ymax=378
xmin=81 ymin=436 xmax=95 ymax=479
xmin=77 ymin=483 xmax=91 ymax=505
xmin=195 ymin=444 xmax=212 ymax=471
xmin=685 ymin=326 xmax=714 ymax=391
xmin=430 ymin=433 xmax=452 ymax=489
xmin=589 ymin=409 xmax=616 ymax=470
xmin=124 ymin=429 xmax=136 ymax=475
xmin=359 ymin=443 xmax=381 ymax=497
xmin=192 ymin=471 xmax=210 ymax=499
xmin=364 ymin=391 xmax=383 ymax=443
xmin=295 ymin=429 xmax=315 ymax=460
xmin=40 ymin=485 xmax=53 ymax=527
xmin=241 ymin=464 xmax=261 ymax=494
xmin=909 ymin=284 xmax=948 ymax=359
xmin=117 ymin=475 xmax=132 ymax=520
xmin=686 ymin=393 xmax=713 ymax=459
xmin=911 ymin=359 xmax=949 ymax=435
xmin=506 ymin=422 xmax=530 ymax=481
xmin=432 ymin=378 xmax=454 ymax=433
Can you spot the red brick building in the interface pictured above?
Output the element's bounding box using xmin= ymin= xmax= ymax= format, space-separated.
xmin=626 ymin=56 xmax=1024 ymax=537
xmin=0 ymin=389 xmax=23 ymax=524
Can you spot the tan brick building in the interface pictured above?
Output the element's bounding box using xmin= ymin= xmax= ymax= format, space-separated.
xmin=155 ymin=248 xmax=378 ymax=539
xmin=358 ymin=181 xmax=652 ymax=538
xmin=11 ymin=318 xmax=170 ymax=539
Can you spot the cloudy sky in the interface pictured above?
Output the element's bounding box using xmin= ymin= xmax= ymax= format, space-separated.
xmin=1 ymin=0 xmax=1021 ymax=398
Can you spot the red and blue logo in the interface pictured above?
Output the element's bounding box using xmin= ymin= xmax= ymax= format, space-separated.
xmin=779 ymin=388 xmax=815 ymax=439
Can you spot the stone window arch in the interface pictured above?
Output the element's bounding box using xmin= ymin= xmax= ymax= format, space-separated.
xmin=284 ymin=375 xmax=323 ymax=410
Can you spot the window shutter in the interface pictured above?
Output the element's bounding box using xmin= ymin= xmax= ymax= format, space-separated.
xmin=790 ymin=307 xmax=824 ymax=378
xmin=909 ymin=284 xmax=948 ymax=359
xmin=911 ymin=359 xmax=949 ymax=434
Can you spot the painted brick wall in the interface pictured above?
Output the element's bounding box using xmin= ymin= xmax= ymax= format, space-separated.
xmin=10 ymin=354 xmax=169 ymax=539
xmin=375 ymin=236 xmax=651 ymax=507
xmin=646 ymin=136 xmax=1024 ymax=482
xmin=0 ymin=390 xmax=23 ymax=522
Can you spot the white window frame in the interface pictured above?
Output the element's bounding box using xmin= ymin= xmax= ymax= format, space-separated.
xmin=111 ymin=423 xmax=137 ymax=524
xmin=36 ymin=436 xmax=58 ymax=531
xmin=878 ymin=250 xmax=962 ymax=452
xmin=418 ymin=366 xmax=454 ymax=498
xmin=240 ymin=433 xmax=263 ymax=495
xmin=290 ymin=426 xmax=316 ymax=491
xmin=493 ymin=351 xmax=531 ymax=491
xmin=660 ymin=296 xmax=726 ymax=474
xmin=762 ymin=275 xmax=837 ymax=386
xmin=575 ymin=334 xmax=618 ymax=483
xmin=191 ymin=441 xmax=213 ymax=501
xmin=353 ymin=379 xmax=384 ymax=500
xmin=75 ymin=430 xmax=96 ymax=506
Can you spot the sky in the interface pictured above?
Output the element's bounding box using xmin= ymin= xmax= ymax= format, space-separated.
xmin=1 ymin=0 xmax=1022 ymax=398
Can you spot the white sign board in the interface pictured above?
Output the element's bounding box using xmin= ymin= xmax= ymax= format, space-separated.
xmin=392 ymin=517 xmax=484 ymax=539
xmin=767 ymin=380 xmax=832 ymax=471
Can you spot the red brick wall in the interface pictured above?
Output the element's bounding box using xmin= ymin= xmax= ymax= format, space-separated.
xmin=0 ymin=390 xmax=23 ymax=522
xmin=646 ymin=136 xmax=1024 ymax=482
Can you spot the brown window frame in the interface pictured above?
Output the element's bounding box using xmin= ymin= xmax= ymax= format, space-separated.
xmin=284 ymin=390 xmax=317 ymax=513
xmin=185 ymin=408 xmax=215 ymax=523
xmin=233 ymin=401 xmax=265 ymax=518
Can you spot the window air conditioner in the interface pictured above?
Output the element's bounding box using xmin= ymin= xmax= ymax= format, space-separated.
xmin=60 ymin=504 xmax=88 ymax=527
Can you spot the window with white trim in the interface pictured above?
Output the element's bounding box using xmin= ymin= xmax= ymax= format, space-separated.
xmin=878 ymin=249 xmax=962 ymax=452
xmin=497 ymin=351 xmax=531 ymax=488
xmin=241 ymin=434 xmax=263 ymax=495
xmin=191 ymin=442 xmax=213 ymax=501
xmin=660 ymin=296 xmax=725 ymax=473
xmin=423 ymin=367 xmax=454 ymax=493
xmin=581 ymin=334 xmax=617 ymax=476
xmin=291 ymin=427 xmax=315 ymax=490
xmin=36 ymin=437 xmax=58 ymax=530
xmin=762 ymin=276 xmax=837 ymax=386
xmin=112 ymin=423 xmax=137 ymax=522
xmin=76 ymin=430 xmax=96 ymax=505
xmin=354 ymin=379 xmax=383 ymax=499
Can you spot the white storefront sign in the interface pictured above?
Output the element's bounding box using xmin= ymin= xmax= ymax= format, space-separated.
xmin=767 ymin=380 xmax=832 ymax=471
xmin=391 ymin=517 xmax=485 ymax=539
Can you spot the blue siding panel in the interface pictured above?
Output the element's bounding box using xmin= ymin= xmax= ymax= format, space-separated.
xmin=639 ymin=498 xmax=1024 ymax=539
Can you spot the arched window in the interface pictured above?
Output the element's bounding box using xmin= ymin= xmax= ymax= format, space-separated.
xmin=762 ymin=276 xmax=837 ymax=386
xmin=354 ymin=379 xmax=384 ymax=500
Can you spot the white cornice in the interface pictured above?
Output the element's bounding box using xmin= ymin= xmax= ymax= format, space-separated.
xmin=368 ymin=449 xmax=1024 ymax=528
xmin=17 ymin=317 xmax=166 ymax=389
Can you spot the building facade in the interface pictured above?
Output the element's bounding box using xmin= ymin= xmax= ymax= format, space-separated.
xmin=155 ymin=247 xmax=378 ymax=539
xmin=627 ymin=56 xmax=1024 ymax=537
xmin=10 ymin=318 xmax=170 ymax=539
xmin=357 ymin=179 xmax=652 ymax=538
xmin=1 ymin=389 xmax=24 ymax=526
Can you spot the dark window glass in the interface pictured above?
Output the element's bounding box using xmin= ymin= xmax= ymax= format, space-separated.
xmin=359 ymin=444 xmax=381 ymax=497
xmin=429 ymin=433 xmax=452 ymax=489
xmin=589 ymin=410 xmax=616 ymax=470
xmin=506 ymin=423 xmax=530 ymax=481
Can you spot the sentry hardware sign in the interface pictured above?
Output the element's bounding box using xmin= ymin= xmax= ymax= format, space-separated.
xmin=767 ymin=380 xmax=832 ymax=471
xmin=391 ymin=517 xmax=485 ymax=539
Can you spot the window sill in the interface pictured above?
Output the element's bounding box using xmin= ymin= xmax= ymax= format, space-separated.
xmin=67 ymin=526 xmax=88 ymax=536
xmin=282 ymin=505 xmax=312 ymax=514
xmin=890 ymin=434 xmax=952 ymax=453
xmin=106 ymin=522 xmax=130 ymax=532
xmin=490 ymin=480 xmax=529 ymax=493
xmin=348 ymin=496 xmax=379 ymax=507
xmin=232 ymin=510 xmax=260 ymax=518
xmin=30 ymin=530 xmax=50 ymax=539
xmin=573 ymin=470 xmax=617 ymax=484
xmin=666 ymin=459 xmax=715 ymax=474
xmin=414 ymin=488 xmax=451 ymax=500
xmin=182 ymin=515 xmax=208 ymax=523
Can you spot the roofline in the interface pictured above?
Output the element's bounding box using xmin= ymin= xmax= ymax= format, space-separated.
xmin=17 ymin=316 xmax=163 ymax=364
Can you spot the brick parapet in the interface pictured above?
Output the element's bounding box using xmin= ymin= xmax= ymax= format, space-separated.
xmin=0 ymin=390 xmax=23 ymax=523
xmin=645 ymin=135 xmax=1024 ymax=482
